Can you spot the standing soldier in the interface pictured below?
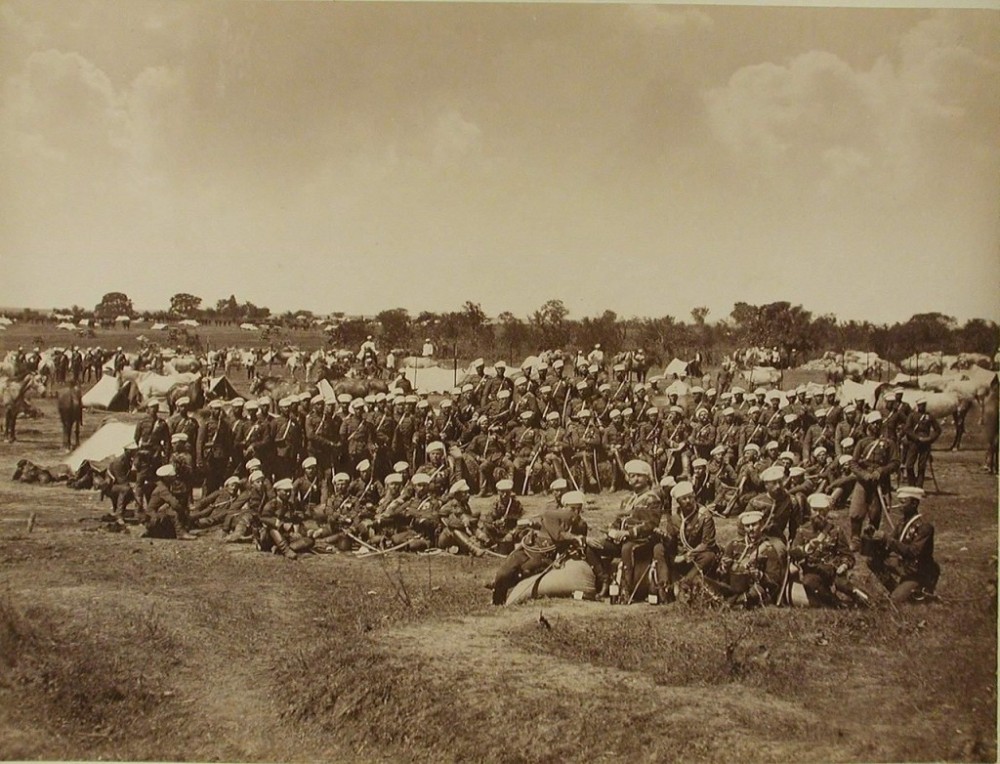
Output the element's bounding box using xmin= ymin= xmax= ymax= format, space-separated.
xmin=271 ymin=398 xmax=303 ymax=481
xmin=902 ymin=398 xmax=941 ymax=487
xmin=305 ymin=396 xmax=336 ymax=478
xmin=197 ymin=399 xmax=233 ymax=494
xmin=341 ymin=399 xmax=374 ymax=477
xmin=848 ymin=411 xmax=900 ymax=551
xmin=229 ymin=399 xmax=251 ymax=474
xmin=134 ymin=399 xmax=170 ymax=508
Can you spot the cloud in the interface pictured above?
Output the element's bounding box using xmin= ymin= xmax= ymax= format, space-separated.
xmin=702 ymin=12 xmax=999 ymax=198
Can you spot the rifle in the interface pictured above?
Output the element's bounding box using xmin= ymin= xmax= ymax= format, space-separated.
xmin=522 ymin=442 xmax=544 ymax=495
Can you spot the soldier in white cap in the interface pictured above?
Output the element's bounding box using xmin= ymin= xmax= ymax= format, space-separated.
xmin=847 ymin=410 xmax=900 ymax=551
xmin=415 ymin=441 xmax=453 ymax=497
xmin=788 ymin=493 xmax=867 ymax=607
xmin=477 ymin=478 xmax=523 ymax=552
xmin=293 ymin=456 xmax=326 ymax=516
xmin=197 ymin=399 xmax=233 ymax=494
xmin=141 ymin=464 xmax=196 ymax=540
xmin=866 ymin=486 xmax=940 ymax=602
xmin=270 ymin=398 xmax=303 ymax=481
xmin=717 ymin=510 xmax=786 ymax=607
xmin=340 ymin=399 xmax=374 ymax=477
xmin=259 ymin=478 xmax=312 ymax=559
xmin=670 ymin=480 xmax=720 ymax=583
xmin=189 ymin=476 xmax=245 ymax=531
xmin=596 ymin=459 xmax=673 ymax=603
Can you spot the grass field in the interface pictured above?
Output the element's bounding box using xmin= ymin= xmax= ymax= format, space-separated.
xmin=0 ymin=353 xmax=997 ymax=762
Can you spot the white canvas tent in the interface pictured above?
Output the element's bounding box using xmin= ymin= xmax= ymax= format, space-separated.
xmin=62 ymin=421 xmax=136 ymax=472
xmin=82 ymin=374 xmax=133 ymax=411
xmin=663 ymin=358 xmax=689 ymax=377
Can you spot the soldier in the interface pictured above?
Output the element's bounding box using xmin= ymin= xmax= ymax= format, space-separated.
xmin=341 ymin=399 xmax=374 ymax=477
xmin=350 ymin=458 xmax=385 ymax=510
xmin=416 ymin=441 xmax=453 ymax=497
xmin=754 ymin=464 xmax=798 ymax=545
xmin=901 ymin=398 xmax=941 ymax=487
xmin=670 ymin=481 xmax=720 ymax=583
xmin=717 ymin=510 xmax=787 ymax=607
xmin=134 ymin=400 xmax=170 ymax=507
xmin=168 ymin=396 xmax=200 ymax=449
xmin=259 ymin=478 xmax=312 ymax=560
xmin=229 ymin=399 xmax=251 ymax=473
xmin=491 ymin=504 xmax=578 ymax=605
xmin=189 ymin=476 xmax=245 ymax=530
xmin=141 ymin=464 xmax=196 ymax=540
xmin=305 ymin=396 xmax=336 ymax=477
xmin=197 ymin=399 xmax=233 ymax=494
xmin=802 ymin=408 xmax=836 ymax=465
xmin=293 ymin=456 xmax=326 ymax=517
xmin=243 ymin=401 xmax=275 ymax=477
xmin=866 ymin=486 xmax=940 ymax=603
xmin=438 ymin=480 xmax=481 ymax=553
xmin=106 ymin=442 xmax=139 ymax=517
xmin=597 ymin=460 xmax=673 ymax=604
xmin=789 ymin=493 xmax=865 ymax=607
xmin=539 ymin=411 xmax=567 ymax=487
xmin=477 ymin=478 xmax=523 ymax=552
xmin=848 ymin=411 xmax=900 ymax=551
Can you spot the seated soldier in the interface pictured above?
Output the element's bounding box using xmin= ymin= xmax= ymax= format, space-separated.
xmin=866 ymin=486 xmax=940 ymax=603
xmin=293 ymin=456 xmax=326 ymax=518
xmin=311 ymin=472 xmax=358 ymax=551
xmin=789 ymin=493 xmax=869 ymax=607
xmin=190 ymin=475 xmax=244 ymax=529
xmin=438 ymin=480 xmax=483 ymax=554
xmin=717 ymin=510 xmax=787 ymax=607
xmin=594 ymin=459 xmax=674 ymax=604
xmin=258 ymin=478 xmax=314 ymax=560
xmin=141 ymin=464 xmax=196 ymax=540
xmin=106 ymin=442 xmax=140 ymax=518
xmin=350 ymin=458 xmax=385 ymax=510
xmin=491 ymin=505 xmax=578 ymax=605
xmin=476 ymin=478 xmax=524 ymax=553
xmin=670 ymin=480 xmax=720 ymax=584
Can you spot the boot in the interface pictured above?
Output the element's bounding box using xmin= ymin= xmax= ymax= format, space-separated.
xmin=172 ymin=516 xmax=197 ymax=541
xmin=224 ymin=518 xmax=252 ymax=543
xmin=270 ymin=529 xmax=297 ymax=559
xmin=849 ymin=518 xmax=863 ymax=552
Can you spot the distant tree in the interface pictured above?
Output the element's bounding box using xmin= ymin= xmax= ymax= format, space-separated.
xmin=497 ymin=311 xmax=531 ymax=360
xmin=94 ymin=292 xmax=134 ymax=319
xmin=216 ymin=295 xmax=240 ymax=321
xmin=531 ymin=299 xmax=570 ymax=348
xmin=958 ymin=319 xmax=999 ymax=355
xmin=169 ymin=293 xmax=202 ymax=318
xmin=377 ymin=308 xmax=412 ymax=348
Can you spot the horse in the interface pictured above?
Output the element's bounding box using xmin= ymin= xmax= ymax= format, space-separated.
xmin=249 ymin=375 xmax=313 ymax=402
xmin=2 ymin=373 xmax=47 ymax=442
xmin=166 ymin=374 xmax=206 ymax=414
xmin=57 ymin=384 xmax=83 ymax=452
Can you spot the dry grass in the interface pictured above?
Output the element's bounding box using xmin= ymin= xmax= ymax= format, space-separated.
xmin=0 ymin=391 xmax=995 ymax=762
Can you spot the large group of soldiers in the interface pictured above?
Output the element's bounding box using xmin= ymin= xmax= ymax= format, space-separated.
xmin=97 ymin=352 xmax=941 ymax=607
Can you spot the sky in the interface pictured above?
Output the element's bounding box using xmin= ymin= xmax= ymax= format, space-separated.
xmin=1 ymin=1 xmax=998 ymax=325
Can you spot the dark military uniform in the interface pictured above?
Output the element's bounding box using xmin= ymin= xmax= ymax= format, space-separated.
xmin=902 ymin=409 xmax=941 ymax=487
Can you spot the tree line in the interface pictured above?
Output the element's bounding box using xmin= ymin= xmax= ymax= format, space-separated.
xmin=13 ymin=294 xmax=998 ymax=366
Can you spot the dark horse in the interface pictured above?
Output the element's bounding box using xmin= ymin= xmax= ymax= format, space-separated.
xmin=57 ymin=384 xmax=83 ymax=452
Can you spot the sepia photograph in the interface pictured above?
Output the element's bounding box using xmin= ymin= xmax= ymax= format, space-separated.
xmin=1 ymin=1 xmax=997 ymax=761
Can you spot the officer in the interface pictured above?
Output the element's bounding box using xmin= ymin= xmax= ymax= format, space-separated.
xmin=789 ymin=493 xmax=864 ymax=607
xmin=599 ymin=459 xmax=673 ymax=604
xmin=717 ymin=510 xmax=787 ymax=607
xmin=866 ymin=486 xmax=940 ymax=603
